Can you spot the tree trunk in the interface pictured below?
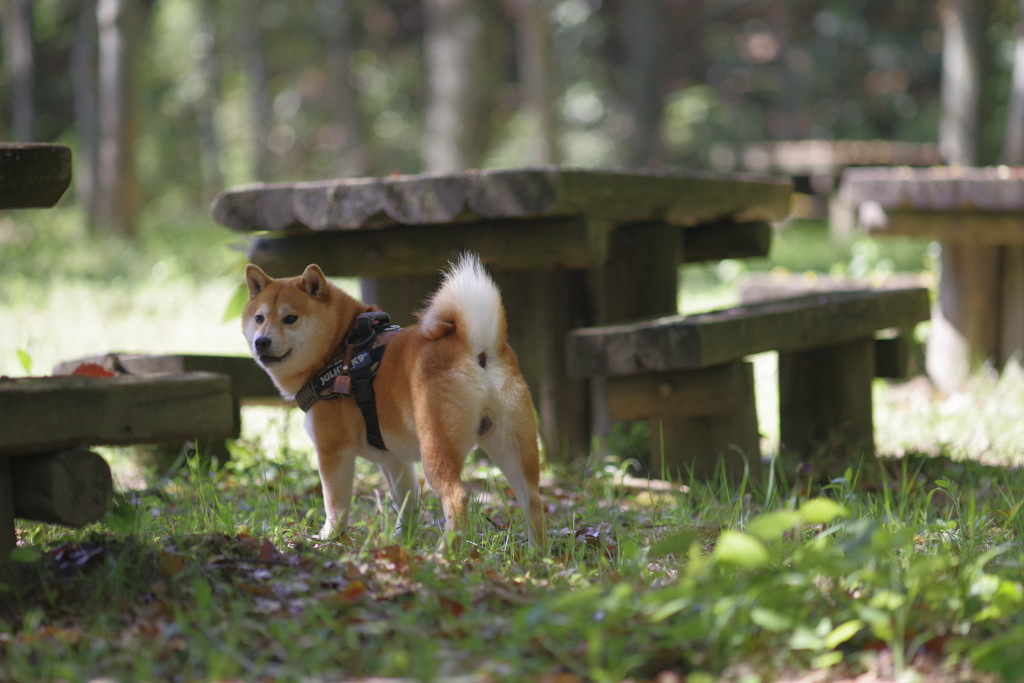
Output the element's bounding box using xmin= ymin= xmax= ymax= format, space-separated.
xmin=422 ymin=0 xmax=491 ymax=172
xmin=320 ymin=0 xmax=367 ymax=177
xmin=239 ymin=0 xmax=273 ymax=181
xmin=72 ymin=0 xmax=99 ymax=222
xmin=511 ymin=0 xmax=559 ymax=165
xmin=95 ymin=0 xmax=144 ymax=237
xmin=621 ymin=0 xmax=666 ymax=169
xmin=3 ymin=0 xmax=36 ymax=141
xmin=1003 ymin=0 xmax=1024 ymax=165
xmin=939 ymin=0 xmax=989 ymax=166
xmin=195 ymin=1 xmax=224 ymax=196
xmin=774 ymin=0 xmax=798 ymax=140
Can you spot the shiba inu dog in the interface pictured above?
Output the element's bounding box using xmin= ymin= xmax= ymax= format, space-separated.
xmin=243 ymin=254 xmax=546 ymax=550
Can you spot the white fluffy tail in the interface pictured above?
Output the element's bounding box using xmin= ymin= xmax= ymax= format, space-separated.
xmin=418 ymin=253 xmax=507 ymax=354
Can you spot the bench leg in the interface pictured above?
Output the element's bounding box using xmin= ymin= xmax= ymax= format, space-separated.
xmin=607 ymin=362 xmax=762 ymax=481
xmin=0 ymin=459 xmax=15 ymax=585
xmin=649 ymin=373 xmax=761 ymax=482
xmin=11 ymin=449 xmax=114 ymax=527
xmin=779 ymin=338 xmax=875 ymax=462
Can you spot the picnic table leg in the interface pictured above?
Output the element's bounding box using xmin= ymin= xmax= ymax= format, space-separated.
xmin=778 ymin=338 xmax=876 ymax=462
xmin=999 ymin=245 xmax=1024 ymax=366
xmin=496 ymin=269 xmax=592 ymax=463
xmin=0 ymin=458 xmax=15 ymax=584
xmin=927 ymin=243 xmax=1001 ymax=393
xmin=605 ymin=363 xmax=762 ymax=479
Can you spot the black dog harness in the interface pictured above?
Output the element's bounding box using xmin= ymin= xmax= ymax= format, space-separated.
xmin=295 ymin=310 xmax=401 ymax=450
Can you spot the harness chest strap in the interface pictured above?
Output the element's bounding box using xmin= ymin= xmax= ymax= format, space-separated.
xmin=295 ymin=313 xmax=400 ymax=451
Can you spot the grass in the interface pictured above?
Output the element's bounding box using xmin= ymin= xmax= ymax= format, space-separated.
xmin=4 ymin=450 xmax=1023 ymax=681
xmin=3 ymin=207 xmax=1024 ymax=681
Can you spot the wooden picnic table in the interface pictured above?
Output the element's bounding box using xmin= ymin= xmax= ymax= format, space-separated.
xmin=212 ymin=167 xmax=792 ymax=462
xmin=838 ymin=165 xmax=1024 ymax=392
xmin=708 ymin=139 xmax=942 ymax=218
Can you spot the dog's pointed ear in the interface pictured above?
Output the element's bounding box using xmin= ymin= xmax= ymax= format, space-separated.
xmin=246 ymin=264 xmax=272 ymax=299
xmin=299 ymin=264 xmax=328 ymax=298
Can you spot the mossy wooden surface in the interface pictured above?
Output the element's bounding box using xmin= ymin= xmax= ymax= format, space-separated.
xmin=0 ymin=143 xmax=72 ymax=209
xmin=0 ymin=372 xmax=235 ymax=456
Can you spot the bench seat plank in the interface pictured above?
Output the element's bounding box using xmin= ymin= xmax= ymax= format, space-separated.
xmin=567 ymin=287 xmax=931 ymax=378
xmin=53 ymin=353 xmax=281 ymax=405
xmin=0 ymin=372 xmax=235 ymax=456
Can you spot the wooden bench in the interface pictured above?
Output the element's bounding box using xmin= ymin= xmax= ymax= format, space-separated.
xmin=54 ymin=353 xmax=284 ymax=412
xmin=53 ymin=354 xmax=284 ymax=466
xmin=0 ymin=373 xmax=236 ymax=582
xmin=566 ymin=288 xmax=931 ymax=479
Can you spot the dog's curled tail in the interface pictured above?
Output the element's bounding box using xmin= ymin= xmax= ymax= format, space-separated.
xmin=418 ymin=253 xmax=507 ymax=354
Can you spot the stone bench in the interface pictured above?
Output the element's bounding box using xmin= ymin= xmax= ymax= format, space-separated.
xmin=0 ymin=372 xmax=236 ymax=582
xmin=565 ymin=288 xmax=931 ymax=479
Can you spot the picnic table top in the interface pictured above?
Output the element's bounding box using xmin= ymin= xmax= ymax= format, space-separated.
xmin=0 ymin=142 xmax=73 ymax=209
xmin=710 ymin=139 xmax=942 ymax=176
xmin=211 ymin=166 xmax=792 ymax=233
xmin=839 ymin=165 xmax=1024 ymax=213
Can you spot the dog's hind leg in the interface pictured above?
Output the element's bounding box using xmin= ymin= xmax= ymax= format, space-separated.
xmin=414 ymin=420 xmax=472 ymax=549
xmin=478 ymin=381 xmax=547 ymax=551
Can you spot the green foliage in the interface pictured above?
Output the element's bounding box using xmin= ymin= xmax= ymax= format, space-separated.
xmin=14 ymin=349 xmax=32 ymax=375
xmin=3 ymin=445 xmax=1024 ymax=681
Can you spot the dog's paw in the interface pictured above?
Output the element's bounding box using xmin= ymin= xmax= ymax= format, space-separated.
xmin=317 ymin=522 xmax=338 ymax=541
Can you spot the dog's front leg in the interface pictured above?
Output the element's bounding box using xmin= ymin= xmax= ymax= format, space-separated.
xmin=316 ymin=448 xmax=356 ymax=539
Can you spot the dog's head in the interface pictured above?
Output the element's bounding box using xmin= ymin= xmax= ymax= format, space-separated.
xmin=243 ymin=264 xmax=362 ymax=387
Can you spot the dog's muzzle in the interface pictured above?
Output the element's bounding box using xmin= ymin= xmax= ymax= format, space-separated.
xmin=254 ymin=336 xmax=290 ymax=364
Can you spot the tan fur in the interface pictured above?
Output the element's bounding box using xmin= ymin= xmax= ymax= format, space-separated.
xmin=242 ymin=256 xmax=546 ymax=551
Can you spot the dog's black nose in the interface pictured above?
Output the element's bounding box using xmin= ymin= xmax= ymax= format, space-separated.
xmin=254 ymin=336 xmax=272 ymax=351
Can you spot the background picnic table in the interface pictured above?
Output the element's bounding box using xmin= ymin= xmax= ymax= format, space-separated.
xmin=838 ymin=165 xmax=1024 ymax=392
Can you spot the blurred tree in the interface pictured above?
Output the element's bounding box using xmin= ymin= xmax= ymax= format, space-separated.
xmin=1003 ymin=0 xmax=1024 ymax=164
xmin=619 ymin=0 xmax=667 ymax=168
xmin=939 ymin=0 xmax=992 ymax=165
xmin=72 ymin=0 xmax=99 ymax=221
xmin=239 ymin=0 xmax=273 ymax=181
xmin=422 ymin=0 xmax=494 ymax=171
xmin=194 ymin=1 xmax=224 ymax=194
xmin=2 ymin=0 xmax=34 ymax=141
xmin=320 ymin=0 xmax=366 ymax=176
xmin=4 ymin=0 xmax=1022 ymax=234
xmin=94 ymin=0 xmax=151 ymax=237
xmin=512 ymin=0 xmax=559 ymax=165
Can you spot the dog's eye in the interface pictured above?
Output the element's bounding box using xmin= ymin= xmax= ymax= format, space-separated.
xmin=254 ymin=314 xmax=265 ymax=324
xmin=283 ymin=315 xmax=298 ymax=325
